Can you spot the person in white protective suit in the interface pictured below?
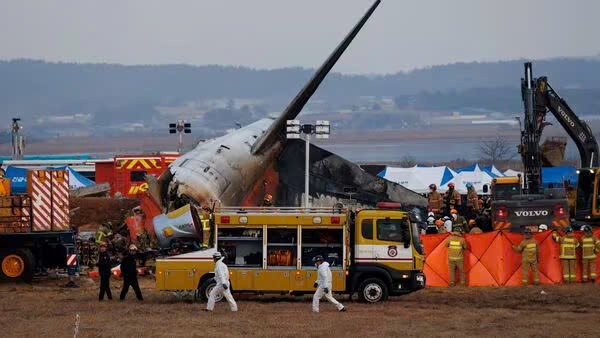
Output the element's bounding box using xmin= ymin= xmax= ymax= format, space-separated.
xmin=312 ymin=255 xmax=346 ymax=313
xmin=205 ymin=252 xmax=238 ymax=312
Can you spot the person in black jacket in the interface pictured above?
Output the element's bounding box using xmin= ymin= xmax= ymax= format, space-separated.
xmin=97 ymin=242 xmax=113 ymax=301
xmin=119 ymin=244 xmax=143 ymax=301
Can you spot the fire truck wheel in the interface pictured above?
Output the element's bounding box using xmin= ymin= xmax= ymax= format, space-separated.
xmin=198 ymin=278 xmax=223 ymax=303
xmin=358 ymin=277 xmax=388 ymax=303
xmin=0 ymin=249 xmax=34 ymax=282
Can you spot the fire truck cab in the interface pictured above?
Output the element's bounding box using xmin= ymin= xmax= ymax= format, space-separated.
xmin=94 ymin=152 xmax=179 ymax=197
xmin=155 ymin=203 xmax=425 ymax=303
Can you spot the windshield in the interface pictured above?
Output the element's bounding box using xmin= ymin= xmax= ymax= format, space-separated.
xmin=493 ymin=183 xmax=520 ymax=200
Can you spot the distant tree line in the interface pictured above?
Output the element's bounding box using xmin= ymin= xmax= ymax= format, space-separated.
xmin=1 ymin=58 xmax=600 ymax=124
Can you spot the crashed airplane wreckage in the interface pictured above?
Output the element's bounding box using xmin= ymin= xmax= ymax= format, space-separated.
xmin=149 ymin=0 xmax=426 ymax=212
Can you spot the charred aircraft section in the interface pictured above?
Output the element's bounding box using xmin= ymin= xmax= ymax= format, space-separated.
xmin=153 ymin=1 xmax=425 ymax=211
xmin=276 ymin=140 xmax=427 ymax=208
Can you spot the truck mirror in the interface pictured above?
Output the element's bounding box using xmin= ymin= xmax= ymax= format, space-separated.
xmin=483 ymin=185 xmax=489 ymax=193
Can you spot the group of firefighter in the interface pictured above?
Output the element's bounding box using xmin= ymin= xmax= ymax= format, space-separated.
xmin=427 ymin=182 xmax=600 ymax=286
xmin=425 ymin=182 xmax=491 ymax=235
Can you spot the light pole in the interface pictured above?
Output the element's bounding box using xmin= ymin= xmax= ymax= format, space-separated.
xmin=286 ymin=120 xmax=330 ymax=208
xmin=169 ymin=120 xmax=191 ymax=153
xmin=11 ymin=118 xmax=24 ymax=160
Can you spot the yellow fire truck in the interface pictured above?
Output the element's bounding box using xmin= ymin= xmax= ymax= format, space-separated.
xmin=154 ymin=203 xmax=425 ymax=303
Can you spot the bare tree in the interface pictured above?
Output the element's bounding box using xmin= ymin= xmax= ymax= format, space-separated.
xmin=478 ymin=136 xmax=516 ymax=165
xmin=399 ymin=155 xmax=417 ymax=168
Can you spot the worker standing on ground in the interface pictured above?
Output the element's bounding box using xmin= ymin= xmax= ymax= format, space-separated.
xmin=552 ymin=227 xmax=579 ymax=283
xmin=580 ymin=226 xmax=599 ymax=282
xmin=312 ymin=255 xmax=346 ymax=313
xmin=468 ymin=220 xmax=482 ymax=234
xmin=95 ymin=221 xmax=113 ymax=245
xmin=97 ymin=242 xmax=113 ymax=301
xmin=119 ymin=244 xmax=143 ymax=301
xmin=206 ymin=252 xmax=238 ymax=312
xmin=466 ymin=183 xmax=479 ymax=220
xmin=451 ymin=209 xmax=468 ymax=232
xmin=199 ymin=205 xmax=212 ymax=249
xmin=427 ymin=184 xmax=443 ymax=214
xmin=446 ymin=226 xmax=468 ymax=287
xmin=512 ymin=229 xmax=539 ymax=285
xmin=444 ymin=183 xmax=461 ymax=215
xmin=435 ymin=219 xmax=447 ymax=234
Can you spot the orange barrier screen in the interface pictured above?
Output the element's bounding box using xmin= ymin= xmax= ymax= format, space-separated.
xmin=421 ymin=229 xmax=600 ymax=286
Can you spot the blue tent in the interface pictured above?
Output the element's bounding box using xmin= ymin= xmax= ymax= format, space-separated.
xmin=542 ymin=166 xmax=577 ymax=187
xmin=4 ymin=166 xmax=28 ymax=194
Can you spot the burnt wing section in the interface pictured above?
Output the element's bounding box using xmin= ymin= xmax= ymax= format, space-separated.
xmin=276 ymin=140 xmax=427 ymax=208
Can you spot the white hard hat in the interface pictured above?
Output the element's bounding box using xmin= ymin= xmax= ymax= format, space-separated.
xmin=129 ymin=244 xmax=137 ymax=251
xmin=212 ymin=252 xmax=222 ymax=259
xmin=428 ymin=212 xmax=435 ymax=217
xmin=427 ymin=216 xmax=435 ymax=225
xmin=444 ymin=220 xmax=453 ymax=228
xmin=538 ymin=224 xmax=548 ymax=231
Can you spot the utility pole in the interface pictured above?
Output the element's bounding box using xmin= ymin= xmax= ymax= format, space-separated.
xmin=11 ymin=118 xmax=24 ymax=160
xmin=169 ymin=120 xmax=191 ymax=153
xmin=286 ymin=120 xmax=330 ymax=208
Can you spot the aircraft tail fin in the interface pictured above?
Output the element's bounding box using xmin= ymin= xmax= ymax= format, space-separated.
xmin=251 ymin=0 xmax=381 ymax=154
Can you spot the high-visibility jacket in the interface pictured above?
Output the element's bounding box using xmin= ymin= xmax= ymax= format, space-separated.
xmin=201 ymin=217 xmax=211 ymax=248
xmin=580 ymin=235 xmax=600 ymax=260
xmin=514 ymin=238 xmax=538 ymax=263
xmin=552 ymin=232 xmax=579 ymax=259
xmin=467 ymin=189 xmax=479 ymax=211
xmin=428 ymin=191 xmax=443 ymax=211
xmin=446 ymin=234 xmax=467 ymax=261
xmin=95 ymin=226 xmax=112 ymax=244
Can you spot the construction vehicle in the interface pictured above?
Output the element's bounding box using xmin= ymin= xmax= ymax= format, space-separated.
xmin=154 ymin=203 xmax=425 ymax=303
xmin=0 ymin=169 xmax=77 ymax=281
xmin=487 ymin=63 xmax=572 ymax=232
xmin=488 ymin=176 xmax=569 ymax=230
xmin=522 ymin=63 xmax=599 ymax=225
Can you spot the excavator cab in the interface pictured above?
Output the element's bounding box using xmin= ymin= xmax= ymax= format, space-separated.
xmin=575 ymin=168 xmax=600 ymax=220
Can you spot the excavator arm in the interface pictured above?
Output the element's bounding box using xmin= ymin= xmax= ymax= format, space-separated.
xmin=533 ymin=77 xmax=599 ymax=168
xmin=523 ymin=62 xmax=600 ymax=222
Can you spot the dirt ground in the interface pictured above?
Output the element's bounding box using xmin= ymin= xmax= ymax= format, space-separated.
xmin=1 ymin=277 xmax=598 ymax=337
xmin=70 ymin=197 xmax=139 ymax=230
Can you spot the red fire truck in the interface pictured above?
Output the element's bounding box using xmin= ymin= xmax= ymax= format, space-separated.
xmin=95 ymin=152 xmax=179 ymax=198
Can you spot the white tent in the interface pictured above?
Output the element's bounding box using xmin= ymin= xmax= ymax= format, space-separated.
xmin=503 ymin=169 xmax=522 ymax=177
xmin=440 ymin=166 xmax=495 ymax=194
xmin=379 ymin=166 xmax=455 ymax=193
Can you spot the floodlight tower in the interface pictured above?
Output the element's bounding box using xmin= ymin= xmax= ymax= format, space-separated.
xmin=169 ymin=120 xmax=191 ymax=153
xmin=11 ymin=118 xmax=24 ymax=160
xmin=286 ymin=120 xmax=330 ymax=208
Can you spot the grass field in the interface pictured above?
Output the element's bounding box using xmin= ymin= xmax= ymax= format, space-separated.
xmin=1 ymin=276 xmax=599 ymax=337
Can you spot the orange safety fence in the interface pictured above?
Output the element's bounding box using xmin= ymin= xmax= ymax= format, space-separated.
xmin=421 ymin=229 xmax=600 ymax=286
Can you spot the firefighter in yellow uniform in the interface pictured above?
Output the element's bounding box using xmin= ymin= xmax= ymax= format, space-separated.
xmin=95 ymin=221 xmax=113 ymax=245
xmin=580 ymin=226 xmax=600 ymax=282
xmin=446 ymin=226 xmax=468 ymax=286
xmin=552 ymin=227 xmax=579 ymax=283
xmin=512 ymin=229 xmax=539 ymax=285
xmin=427 ymin=184 xmax=443 ymax=214
xmin=199 ymin=205 xmax=212 ymax=249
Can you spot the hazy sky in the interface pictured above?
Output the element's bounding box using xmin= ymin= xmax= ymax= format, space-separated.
xmin=0 ymin=0 xmax=598 ymax=74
